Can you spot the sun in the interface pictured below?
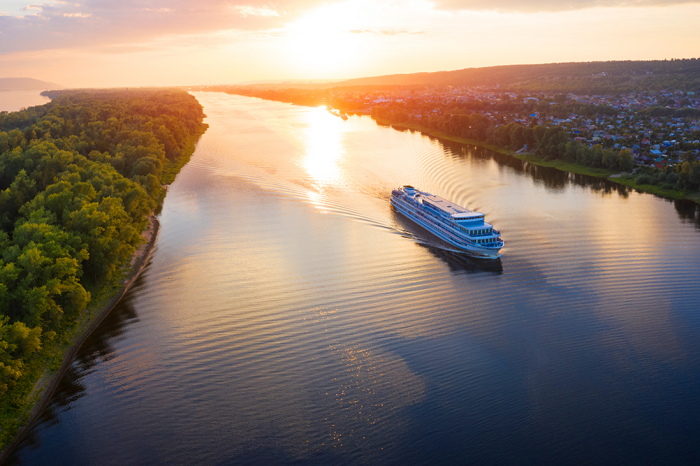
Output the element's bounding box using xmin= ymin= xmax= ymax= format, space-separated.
xmin=284 ymin=3 xmax=368 ymax=77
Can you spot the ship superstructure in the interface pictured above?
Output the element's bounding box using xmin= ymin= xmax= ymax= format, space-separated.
xmin=391 ymin=185 xmax=504 ymax=259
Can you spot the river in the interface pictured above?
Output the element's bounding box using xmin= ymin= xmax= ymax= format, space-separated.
xmin=6 ymin=92 xmax=700 ymax=465
xmin=0 ymin=91 xmax=51 ymax=113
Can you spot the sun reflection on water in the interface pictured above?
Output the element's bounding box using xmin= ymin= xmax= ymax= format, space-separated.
xmin=301 ymin=106 xmax=346 ymax=189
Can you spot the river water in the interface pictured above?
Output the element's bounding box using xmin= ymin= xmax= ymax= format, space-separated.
xmin=6 ymin=92 xmax=700 ymax=465
xmin=0 ymin=91 xmax=50 ymax=113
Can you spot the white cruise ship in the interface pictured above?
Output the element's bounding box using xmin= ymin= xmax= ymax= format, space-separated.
xmin=391 ymin=185 xmax=504 ymax=259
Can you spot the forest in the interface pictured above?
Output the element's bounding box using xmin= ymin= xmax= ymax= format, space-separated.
xmin=0 ymin=90 xmax=206 ymax=424
xmin=333 ymin=58 xmax=700 ymax=94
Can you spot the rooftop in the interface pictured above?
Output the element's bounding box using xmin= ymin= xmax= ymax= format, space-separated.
xmin=417 ymin=191 xmax=482 ymax=218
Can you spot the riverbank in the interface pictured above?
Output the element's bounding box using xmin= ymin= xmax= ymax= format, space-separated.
xmin=0 ymin=89 xmax=208 ymax=459
xmin=0 ymin=215 xmax=161 ymax=462
xmin=0 ymin=128 xmax=206 ymax=456
xmin=371 ymin=117 xmax=700 ymax=205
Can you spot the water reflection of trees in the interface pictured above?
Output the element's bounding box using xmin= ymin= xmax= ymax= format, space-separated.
xmin=673 ymin=199 xmax=700 ymax=227
xmin=4 ymin=277 xmax=143 ymax=464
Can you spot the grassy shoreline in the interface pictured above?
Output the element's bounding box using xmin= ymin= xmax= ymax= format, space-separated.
xmin=372 ymin=117 xmax=700 ymax=204
xmin=0 ymin=129 xmax=206 ymax=457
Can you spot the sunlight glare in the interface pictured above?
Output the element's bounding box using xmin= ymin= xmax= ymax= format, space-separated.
xmin=301 ymin=106 xmax=346 ymax=188
xmin=285 ymin=3 xmax=367 ymax=76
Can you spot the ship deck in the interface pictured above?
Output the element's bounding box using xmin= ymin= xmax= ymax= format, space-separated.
xmin=417 ymin=192 xmax=470 ymax=216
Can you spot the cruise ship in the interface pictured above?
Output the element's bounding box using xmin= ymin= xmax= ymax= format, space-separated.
xmin=391 ymin=185 xmax=504 ymax=259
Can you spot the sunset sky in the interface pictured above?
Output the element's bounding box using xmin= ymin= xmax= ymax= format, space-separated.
xmin=1 ymin=0 xmax=699 ymax=87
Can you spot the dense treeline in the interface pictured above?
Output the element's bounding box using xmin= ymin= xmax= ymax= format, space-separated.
xmin=0 ymin=90 xmax=206 ymax=398
xmin=640 ymin=106 xmax=700 ymax=118
xmin=336 ymin=58 xmax=700 ymax=94
xmin=507 ymin=72 xmax=700 ymax=95
xmin=217 ymin=87 xmax=373 ymax=111
xmin=215 ymin=87 xmax=326 ymax=107
xmin=220 ymin=87 xmax=674 ymax=123
xmin=634 ymin=162 xmax=700 ymax=191
xmin=196 ymin=59 xmax=700 ymax=95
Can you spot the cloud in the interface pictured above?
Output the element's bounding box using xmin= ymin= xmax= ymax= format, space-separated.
xmin=0 ymin=0 xmax=325 ymax=54
xmin=431 ymin=0 xmax=700 ymax=12
xmin=350 ymin=29 xmax=425 ymax=35
xmin=233 ymin=5 xmax=280 ymax=17
xmin=98 ymin=44 xmax=157 ymax=54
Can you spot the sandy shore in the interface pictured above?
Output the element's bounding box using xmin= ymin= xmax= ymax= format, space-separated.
xmin=0 ymin=215 xmax=161 ymax=462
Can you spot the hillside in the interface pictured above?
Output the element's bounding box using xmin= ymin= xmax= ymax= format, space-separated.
xmin=0 ymin=78 xmax=63 ymax=91
xmin=328 ymin=59 xmax=700 ymax=93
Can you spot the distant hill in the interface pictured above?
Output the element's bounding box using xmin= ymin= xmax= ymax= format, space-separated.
xmin=0 ymin=77 xmax=63 ymax=91
xmin=328 ymin=59 xmax=700 ymax=93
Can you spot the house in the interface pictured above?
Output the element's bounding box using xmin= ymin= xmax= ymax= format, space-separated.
xmin=653 ymin=158 xmax=668 ymax=169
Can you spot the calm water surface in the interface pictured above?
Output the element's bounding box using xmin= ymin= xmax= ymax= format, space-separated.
xmin=0 ymin=91 xmax=50 ymax=113
xmin=7 ymin=92 xmax=700 ymax=465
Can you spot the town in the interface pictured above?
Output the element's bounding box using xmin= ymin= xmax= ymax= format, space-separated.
xmin=310 ymin=87 xmax=699 ymax=165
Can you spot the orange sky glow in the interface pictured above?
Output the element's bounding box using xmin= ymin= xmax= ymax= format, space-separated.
xmin=1 ymin=0 xmax=699 ymax=87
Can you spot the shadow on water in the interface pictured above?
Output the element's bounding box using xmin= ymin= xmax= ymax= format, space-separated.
xmin=4 ymin=274 xmax=145 ymax=465
xmin=420 ymin=244 xmax=504 ymax=275
xmin=391 ymin=210 xmax=503 ymax=275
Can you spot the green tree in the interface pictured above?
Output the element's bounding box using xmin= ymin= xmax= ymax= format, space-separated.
xmin=619 ymin=149 xmax=634 ymax=172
